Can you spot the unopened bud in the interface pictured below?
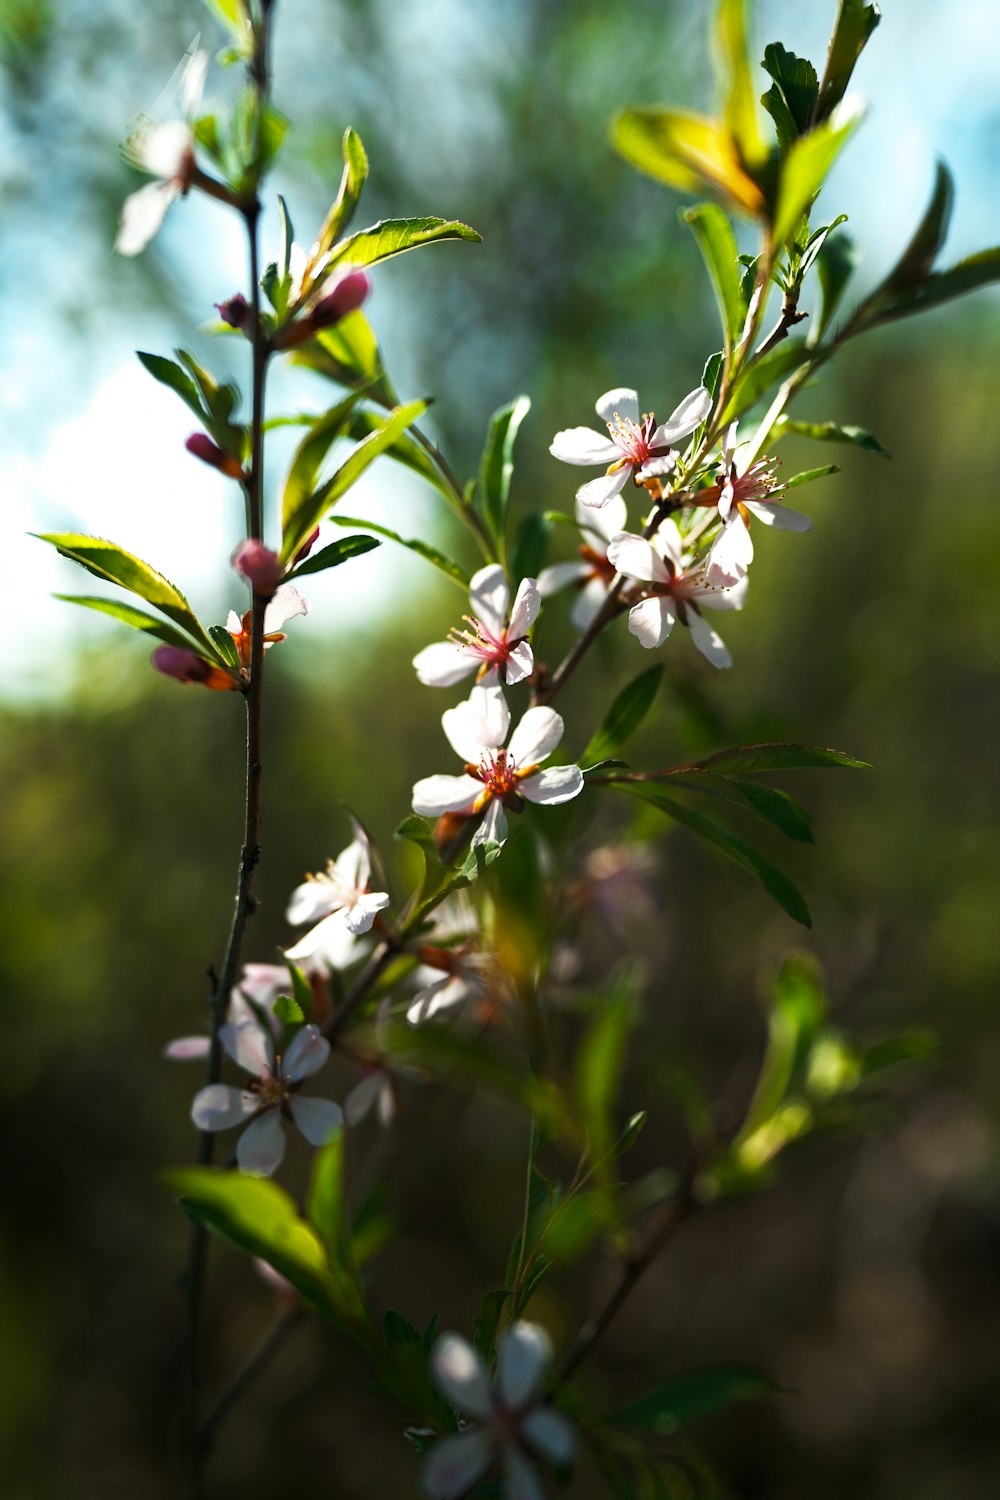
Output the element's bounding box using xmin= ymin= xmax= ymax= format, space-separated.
xmin=231 ymin=539 xmax=282 ymax=596
xmin=310 ymin=267 xmax=370 ymax=328
xmin=152 ymin=646 xmax=211 ymax=684
xmin=215 ymin=293 xmax=251 ymax=331
xmin=185 ymin=432 xmax=244 ymax=480
xmin=292 ymin=526 xmax=321 ymax=565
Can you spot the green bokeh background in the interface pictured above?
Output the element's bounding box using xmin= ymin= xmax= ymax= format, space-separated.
xmin=3 ymin=1 xmax=1000 ymax=1496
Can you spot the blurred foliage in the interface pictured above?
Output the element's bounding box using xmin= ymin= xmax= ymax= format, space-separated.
xmin=3 ymin=1 xmax=1000 ymax=1498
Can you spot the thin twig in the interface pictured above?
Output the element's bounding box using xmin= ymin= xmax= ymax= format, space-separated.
xmin=198 ymin=1307 xmax=305 ymax=1458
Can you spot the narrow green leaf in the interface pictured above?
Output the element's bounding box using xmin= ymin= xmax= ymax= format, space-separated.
xmin=666 ymin=769 xmax=814 ymax=842
xmin=607 ymin=1366 xmax=779 ymax=1432
xmin=137 ymin=351 xmax=206 ymax=422
xmin=855 ymin=246 xmax=1000 ymax=328
xmin=760 ymin=43 xmax=820 ymax=154
xmin=740 ymin=955 xmax=827 ymax=1136
xmin=54 ymin=595 xmax=202 ymax=653
xmin=472 ymin=1290 xmax=509 ymax=1365
xmin=511 ymin=511 xmax=551 ymax=583
xmin=208 ymin=623 xmax=241 ymax=672
xmin=477 ymin=395 xmax=531 ymax=544
xmin=383 ymin=1309 xmax=422 ymax=1348
xmin=611 ymin=107 xmax=767 ymax=217
xmin=772 ymin=99 xmax=863 ymax=248
xmin=715 ymin=0 xmax=765 ymax=163
xmin=329 ymin=516 xmax=468 ymax=587
xmin=314 ymin=127 xmax=370 ymax=261
xmin=782 ymin=463 xmax=838 ymax=489
xmin=887 ymin=159 xmax=954 ymax=289
xmin=37 ymin=534 xmax=218 ymax=659
xmin=289 ymin=535 xmax=381 ymax=579
xmin=584 ymin=665 xmax=663 ymax=765
xmin=693 ymin=741 xmax=869 ymax=774
xmin=343 ymin=411 xmax=439 ymax=484
xmin=620 ymin=786 xmax=811 ymax=926
xmin=280 ymin=392 xmax=365 ymax=548
xmin=277 ymin=193 xmax=294 ymax=277
xmin=861 ymin=1029 xmax=938 ymax=1078
xmin=327 ymin=217 xmax=482 ymax=272
xmin=680 ymin=203 xmax=746 ymax=351
xmin=816 ymin=228 xmax=858 ymax=336
xmin=815 ymin=0 xmax=881 ymax=124
xmin=290 ymin=312 xmax=392 ymax=402
xmin=307 ymin=1137 xmax=353 ymax=1280
xmin=779 ymin=418 xmax=888 ymax=456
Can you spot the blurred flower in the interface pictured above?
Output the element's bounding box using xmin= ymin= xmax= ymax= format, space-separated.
xmin=407 ymin=950 xmax=493 ymax=1025
xmin=273 ymin=264 xmax=371 ymax=349
xmin=576 ymin=842 xmax=659 ymax=929
xmin=423 ymin=1322 xmax=576 ymax=1500
xmin=607 ymin=518 xmax=746 ymax=669
xmin=537 ymin=492 xmax=625 ymax=632
xmin=116 ymin=49 xmax=208 ymax=257
xmin=216 ymin=292 xmax=251 ymax=330
xmin=226 ymin=583 xmax=310 ymax=674
xmin=185 ymin=433 xmax=244 ymax=479
xmin=231 ymin=539 xmax=283 ymax=596
xmin=550 ymin=384 xmax=711 ymax=510
xmin=164 ymin=958 xmax=335 ymax=1063
xmin=286 ymin=819 xmax=390 ymax=944
xmin=191 ymin=1019 xmax=342 ymax=1176
xmin=704 ymin=421 xmax=812 ymax=586
xmin=344 ymin=1001 xmax=398 ymax=1128
xmin=412 ymin=684 xmax=584 ymax=848
xmin=413 ymin=565 xmax=540 ymax=689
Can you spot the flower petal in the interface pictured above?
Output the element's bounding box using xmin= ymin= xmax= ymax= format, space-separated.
xmin=520 ymin=765 xmax=584 ymax=806
xmin=412 ymin=774 xmax=483 ymax=817
xmin=407 ymin=974 xmax=468 ymax=1025
xmin=116 ymin=179 xmax=177 ymax=256
xmin=496 ymin=1322 xmax=552 ymax=1410
xmin=473 ymin=797 xmax=508 ymax=847
xmin=606 ymin=532 xmax=669 ymax=584
xmin=686 ymin=606 xmax=732 ymax=669
xmin=469 ymin=564 xmax=509 ymax=637
xmin=286 ymin=878 xmax=337 ymax=926
xmin=220 ymin=1020 xmax=274 ymax=1077
xmin=502 ymin=1444 xmax=546 ymax=1500
xmin=342 ymin=889 xmax=390 ymax=936
xmin=282 ymin=1024 xmax=331 ymax=1082
xmin=581 ymin=488 xmax=628 ymax=542
xmin=508 ymin=577 xmax=540 ymax=638
xmin=570 ymin=577 xmax=608 ymax=632
xmin=191 ymin=1084 xmax=257 ymax=1131
xmin=132 ymin=119 xmax=191 ymax=178
xmin=237 ymin=964 xmax=293 ymax=1008
xmin=521 ymin=1408 xmax=577 ymax=1467
xmin=628 ymin=596 xmax=676 ymax=649
xmin=289 ymin=1094 xmax=344 ymax=1146
xmin=743 ymin=500 xmax=813 ymax=531
xmin=537 ymin=561 xmax=588 ymax=598
xmin=576 ymin=467 xmax=630 ymax=511
xmin=653 ymin=518 xmax=684 ymax=570
xmin=333 ymin=831 xmax=369 ymax=892
xmin=413 ymin=640 xmax=476 ymax=687
xmin=595 ymin=387 xmax=640 ymax=424
xmin=344 ymin=1073 xmax=382 ymax=1125
xmin=432 ymin=1334 xmax=493 ymax=1417
xmin=654 ymin=385 xmax=713 ymax=445
xmin=264 ymin=584 xmax=309 ymax=632
xmin=237 ymin=1111 xmax=287 ymax=1176
xmin=284 ymin=911 xmax=365 ymax=970
xmin=164 ymin=1035 xmax=210 ymax=1061
xmin=705 ymin=514 xmax=753 ymax=585
xmin=508 ymin=707 xmax=564 ymax=768
xmin=635 ymin=452 xmax=678 ymax=481
xmin=549 ymin=426 xmax=620 ymax=466
xmin=180 ymin=49 xmax=209 ymax=114
xmin=504 ymin=639 xmax=534 ymax=686
xmin=442 ymin=683 xmax=510 ymax=762
xmin=422 ymin=1431 xmax=492 ymax=1500
xmin=690 ymin=573 xmax=748 ymax=613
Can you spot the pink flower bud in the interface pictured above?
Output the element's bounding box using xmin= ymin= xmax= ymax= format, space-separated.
xmin=152 ymin=646 xmax=211 ymax=684
xmin=185 ymin=433 xmax=244 ymax=480
xmin=231 ymin=539 xmax=282 ymax=596
xmin=292 ymin=526 xmax=321 ymax=564
xmin=215 ymin=293 xmax=250 ymax=331
xmin=310 ymin=267 xmax=370 ymax=328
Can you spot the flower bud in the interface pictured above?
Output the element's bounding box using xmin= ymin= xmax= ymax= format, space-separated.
xmin=231 ymin=539 xmax=282 ymax=596
xmin=215 ymin=293 xmax=250 ymax=331
xmin=292 ymin=526 xmax=321 ymax=565
xmin=185 ymin=432 xmax=244 ymax=480
xmin=309 ymin=267 xmax=370 ymax=328
xmin=152 ymin=646 xmax=211 ymax=684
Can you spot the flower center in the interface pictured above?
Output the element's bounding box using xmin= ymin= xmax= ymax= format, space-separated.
xmin=449 ymin=614 xmax=518 ymax=666
xmin=247 ymin=1070 xmax=289 ymax=1110
xmin=607 ymin=410 xmax=656 ymax=467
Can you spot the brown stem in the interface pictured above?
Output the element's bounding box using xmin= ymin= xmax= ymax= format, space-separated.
xmin=198 ymin=1307 xmax=305 ymax=1459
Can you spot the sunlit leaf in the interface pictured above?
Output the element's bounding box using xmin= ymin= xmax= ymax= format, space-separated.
xmin=782 ymin=463 xmax=839 ymax=489
xmin=54 ymin=594 xmax=203 ymax=654
xmin=680 ymin=203 xmax=746 ymax=351
xmin=280 ymin=391 xmax=365 ymax=549
xmin=327 ymin=217 xmax=482 ymax=272
xmin=137 ymin=351 xmax=206 ymax=423
xmin=715 ymin=0 xmax=765 ymax=162
xmin=611 ymin=107 xmax=766 ymax=217
xmin=771 ymin=99 xmax=863 ymax=248
xmin=329 ymin=516 xmax=468 ymax=587
xmin=779 ymin=417 xmax=888 ymax=456
xmin=760 ymin=42 xmax=819 ymax=154
xmin=288 ymin=534 xmax=381 ymax=579
xmin=313 ymin=127 xmax=370 ymax=263
xmin=477 ymin=395 xmax=531 ymax=545
xmin=815 ymin=0 xmax=881 ymax=123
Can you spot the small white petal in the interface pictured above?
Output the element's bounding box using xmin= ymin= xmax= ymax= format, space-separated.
xmin=344 ymin=1073 xmax=382 ymax=1125
xmin=237 ymin=964 xmax=292 ymax=1009
xmin=342 ymin=889 xmax=390 ymax=936
xmin=285 ymin=915 xmax=366 ymax=971
xmin=289 ymin=1094 xmax=344 ymax=1146
xmin=132 ymin=119 xmax=191 ymax=178
xmin=180 ymin=49 xmax=209 ymax=114
xmin=496 ymin=1323 xmax=552 ymax=1410
xmin=407 ymin=974 xmax=468 ymax=1025
xmin=576 ymin=467 xmax=630 ymax=511
xmin=718 ymin=477 xmax=735 ymax=522
xmin=536 ymin=561 xmax=588 ymax=597
xmin=628 ymin=596 xmax=676 ymax=649
xmin=473 ymin=796 xmax=508 ymax=847
xmin=508 ymin=577 xmax=540 ymax=637
xmin=508 ymin=707 xmax=564 ymax=768
xmin=504 ymin=639 xmax=534 ymax=686
xmin=220 ymin=1020 xmax=274 ymax=1077
xmin=422 ymin=1430 xmax=492 ymax=1500
xmin=116 ymin=179 xmax=177 ymax=256
xmin=283 ymin=1024 xmax=331 ymax=1082
xmin=237 ymin=1111 xmax=287 ymax=1176
xmin=606 ymin=532 xmax=670 ymax=585
xmin=502 ymin=1444 xmax=546 ymax=1500
xmin=413 ymin=640 xmax=476 ymax=687
xmin=570 ymin=577 xmax=608 ymax=632
xmin=653 ymin=518 xmax=685 ymax=570
xmin=286 ymin=879 xmax=337 ymax=926
xmin=549 ymin=426 xmax=620 ymax=466
xmin=164 ymin=1035 xmax=210 ymax=1061
xmin=333 ymin=832 xmax=369 ymax=893
xmin=689 ymin=573 xmax=748 ymax=613
xmin=634 ymin=452 xmax=678 ymax=481
xmin=705 ymin=514 xmax=753 ymax=585
xmin=595 ymin=387 xmax=640 ymax=424
xmin=469 ymin=563 xmax=510 ymax=637
xmin=520 ymin=765 xmax=584 ymax=805
xmin=412 ymin=774 xmax=482 ymax=818
xmin=432 ymin=1334 xmax=493 ymax=1417
xmin=743 ymin=500 xmax=813 ymax=531
xmin=521 ymin=1408 xmax=577 ymax=1467
xmin=225 ymin=610 xmax=243 ymax=633
xmin=264 ymin=585 xmax=309 ymax=632
xmin=442 ymin=683 xmax=510 ymax=762
xmin=191 ymin=1084 xmax=257 ymax=1131
xmin=654 ymin=385 xmax=713 ymax=445
xmin=686 ymin=607 xmax=732 ymax=668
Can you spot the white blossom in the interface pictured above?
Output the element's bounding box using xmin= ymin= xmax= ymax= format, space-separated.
xmin=116 ymin=49 xmax=208 ymax=256
xmin=536 ymin=491 xmax=625 ymax=631
xmin=705 ymin=421 xmax=812 ymax=586
xmin=413 ymin=565 xmax=540 ymax=689
xmin=550 ymin=384 xmax=711 ymax=510
xmin=286 ymin=818 xmax=390 ymax=947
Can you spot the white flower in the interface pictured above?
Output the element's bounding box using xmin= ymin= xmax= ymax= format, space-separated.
xmin=191 ymin=1018 xmax=343 ymax=1176
xmin=413 ymin=565 xmax=540 ymax=689
xmin=411 ymin=683 xmax=584 ymax=848
xmin=607 ymin=518 xmax=747 ymax=670
xmin=536 ymin=492 xmax=625 ymax=631
xmin=344 ymin=1001 xmax=399 ymax=1128
xmin=116 ymin=49 xmax=208 ymax=256
xmin=406 ymin=953 xmax=493 ymax=1025
xmin=550 ymin=384 xmax=712 ymax=510
xmin=705 ymin=421 xmax=813 ymax=586
xmin=225 ymin=583 xmax=310 ymax=674
xmin=287 ymin=818 xmax=390 ymax=952
xmin=423 ymin=1323 xmax=576 ymax=1500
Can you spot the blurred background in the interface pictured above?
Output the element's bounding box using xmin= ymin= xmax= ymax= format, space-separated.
xmin=3 ymin=0 xmax=1000 ymax=1495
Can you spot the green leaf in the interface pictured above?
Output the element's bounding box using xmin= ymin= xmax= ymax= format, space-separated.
xmin=289 ymin=535 xmax=381 ymax=579
xmin=680 ymin=203 xmax=746 ymax=351
xmin=816 ymin=229 xmax=858 ymax=336
xmin=815 ymin=0 xmax=881 ymax=124
xmin=383 ymin=1309 xmax=422 ymax=1348
xmin=343 ymin=410 xmax=439 ymax=485
xmin=771 ymin=99 xmax=863 ymax=248
xmin=620 ymin=786 xmax=811 ymax=926
xmin=287 ymin=962 xmax=316 ymax=1024
xmin=137 ymin=351 xmax=206 ymax=422
xmin=881 ymin=159 xmax=954 ymax=291
xmin=36 ymin=534 xmax=218 ymax=659
xmin=511 ymin=511 xmax=551 ymax=583
xmin=477 ymin=395 xmax=531 ymax=544
xmin=739 ymin=955 xmax=826 ymax=1139
xmin=715 ymin=0 xmax=765 ymax=162
xmin=611 ymin=107 xmax=767 ymax=217
xmin=53 ymin=595 xmax=202 ymax=654
xmin=607 ymin=1366 xmax=779 ymax=1432
xmin=583 ymin=665 xmax=663 ymax=765
xmin=327 ymin=217 xmax=482 ymax=273
xmin=166 ymin=1168 xmax=370 ymax=1334
xmin=273 ymin=993 xmax=304 ymax=1024
xmin=854 ymin=246 xmax=1000 ymax=329
xmin=721 ymin=340 xmax=812 ymax=423
xmin=307 ymin=1137 xmax=354 ymax=1283
xmin=782 ymin=463 xmax=839 ymax=489
xmin=280 ymin=392 xmax=365 ymax=553
xmin=330 ymin=516 xmax=468 ymax=588
xmin=542 ymin=1187 xmax=618 ymax=1265
xmin=779 ymin=417 xmax=888 ymax=456
xmin=665 ymin=769 xmax=814 ymax=843
xmin=281 ymin=400 xmax=428 ymax=565
xmin=472 ymin=1290 xmax=509 ymax=1365
xmin=314 ymin=127 xmax=370 ymax=262
xmin=208 ymin=623 xmax=241 ymax=672
xmin=861 ymin=1029 xmax=938 ymax=1078
xmin=760 ymin=43 xmax=820 ymax=154
xmin=292 ymin=311 xmax=390 ymax=398
xmin=691 ymin=741 xmax=869 ymax=774
xmin=201 ymin=0 xmax=252 ymax=49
